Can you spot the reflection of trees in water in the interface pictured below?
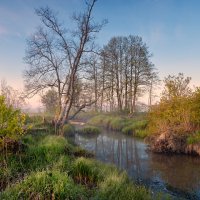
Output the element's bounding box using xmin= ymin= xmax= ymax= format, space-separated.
xmin=149 ymin=153 xmax=200 ymax=191
xmin=95 ymin=134 xmax=143 ymax=180
xmin=76 ymin=132 xmax=200 ymax=194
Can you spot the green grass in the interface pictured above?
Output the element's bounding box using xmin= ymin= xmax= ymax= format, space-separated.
xmin=187 ymin=131 xmax=200 ymax=144
xmin=89 ymin=114 xmax=149 ymax=138
xmin=96 ymin=173 xmax=151 ymax=200
xmin=79 ymin=126 xmax=101 ymax=135
xmin=109 ymin=117 xmax=126 ymax=131
xmin=0 ymin=169 xmax=87 ymax=200
xmin=0 ymin=131 xmax=164 ymax=199
xmin=135 ymin=129 xmax=149 ymax=138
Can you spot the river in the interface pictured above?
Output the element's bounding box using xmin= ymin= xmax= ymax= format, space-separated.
xmin=72 ymin=127 xmax=200 ymax=199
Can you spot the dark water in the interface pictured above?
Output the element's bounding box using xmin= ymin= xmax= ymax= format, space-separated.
xmin=74 ymin=129 xmax=200 ymax=200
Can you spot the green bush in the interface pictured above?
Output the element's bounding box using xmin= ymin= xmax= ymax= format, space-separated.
xmin=148 ymin=74 xmax=200 ymax=137
xmin=0 ymin=95 xmax=26 ymax=147
xmin=0 ymin=170 xmax=87 ymax=200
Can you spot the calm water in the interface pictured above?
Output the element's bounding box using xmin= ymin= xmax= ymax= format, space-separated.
xmin=74 ymin=129 xmax=200 ymax=200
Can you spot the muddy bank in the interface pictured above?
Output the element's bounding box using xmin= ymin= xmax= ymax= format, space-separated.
xmin=147 ymin=132 xmax=200 ymax=156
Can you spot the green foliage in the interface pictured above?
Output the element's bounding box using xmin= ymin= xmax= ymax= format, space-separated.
xmin=148 ymin=74 xmax=199 ymax=136
xmin=0 ymin=170 xmax=87 ymax=200
xmin=63 ymin=124 xmax=75 ymax=135
xmin=79 ymin=126 xmax=100 ymax=135
xmin=162 ymin=73 xmax=191 ymax=101
xmin=0 ymin=95 xmax=25 ymax=146
xmin=187 ymin=131 xmax=200 ymax=144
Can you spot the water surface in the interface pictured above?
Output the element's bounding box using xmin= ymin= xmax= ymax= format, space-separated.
xmin=74 ymin=129 xmax=200 ymax=199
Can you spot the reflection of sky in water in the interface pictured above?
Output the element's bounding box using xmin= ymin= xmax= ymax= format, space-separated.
xmin=75 ymin=130 xmax=200 ymax=200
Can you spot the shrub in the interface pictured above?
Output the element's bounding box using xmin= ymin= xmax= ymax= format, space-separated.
xmin=0 ymin=96 xmax=26 ymax=148
xmin=147 ymin=74 xmax=200 ymax=136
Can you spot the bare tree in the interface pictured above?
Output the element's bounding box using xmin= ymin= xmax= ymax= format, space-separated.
xmin=24 ymin=0 xmax=106 ymax=133
xmin=0 ymin=80 xmax=25 ymax=109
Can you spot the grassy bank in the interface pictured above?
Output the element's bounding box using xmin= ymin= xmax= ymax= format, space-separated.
xmin=0 ymin=130 xmax=165 ymax=200
xmin=87 ymin=113 xmax=149 ymax=138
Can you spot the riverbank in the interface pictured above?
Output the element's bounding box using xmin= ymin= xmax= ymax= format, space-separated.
xmin=79 ymin=112 xmax=149 ymax=139
xmin=82 ymin=112 xmax=200 ymax=156
xmin=147 ymin=132 xmax=200 ymax=156
xmin=0 ymin=129 xmax=162 ymax=200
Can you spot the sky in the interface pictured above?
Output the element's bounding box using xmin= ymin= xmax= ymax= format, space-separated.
xmin=0 ymin=0 xmax=200 ymax=108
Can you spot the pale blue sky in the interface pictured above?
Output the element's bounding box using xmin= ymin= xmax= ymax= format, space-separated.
xmin=0 ymin=0 xmax=200 ymax=106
